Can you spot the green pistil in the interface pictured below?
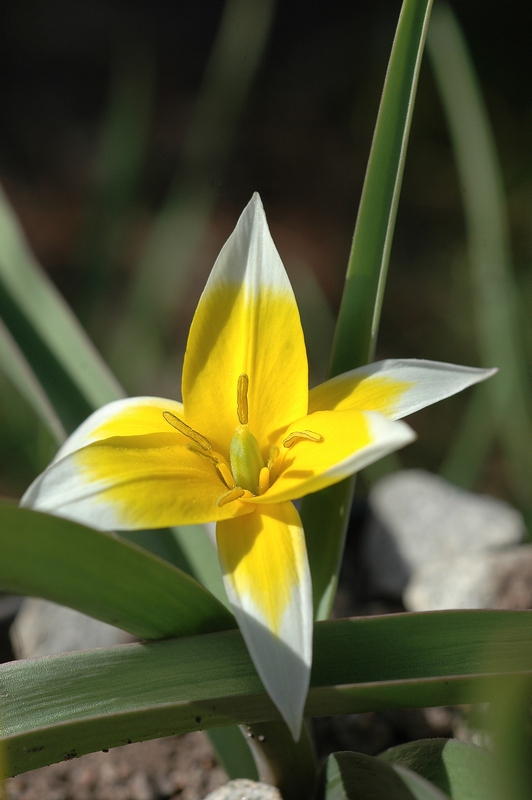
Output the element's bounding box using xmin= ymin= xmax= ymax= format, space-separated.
xmin=229 ymin=425 xmax=265 ymax=495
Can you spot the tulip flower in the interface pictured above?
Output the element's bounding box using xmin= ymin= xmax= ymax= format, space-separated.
xmin=22 ymin=194 xmax=495 ymax=738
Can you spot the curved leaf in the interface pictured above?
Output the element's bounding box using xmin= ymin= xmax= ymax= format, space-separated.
xmin=1 ymin=611 xmax=532 ymax=777
xmin=0 ymin=503 xmax=234 ymax=640
xmin=381 ymin=738 xmax=496 ymax=800
xmin=0 ymin=185 xmax=124 ymax=433
xmin=321 ymin=751 xmax=449 ymax=800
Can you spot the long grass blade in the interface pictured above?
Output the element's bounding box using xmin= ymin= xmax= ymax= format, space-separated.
xmin=427 ymin=3 xmax=532 ymax=514
xmin=0 ymin=186 xmax=124 ymax=433
xmin=1 ymin=610 xmax=531 ymax=777
xmin=300 ymin=0 xmax=434 ymax=620
xmin=0 ymin=318 xmax=65 ymax=443
xmin=110 ymin=0 xmax=276 ymax=388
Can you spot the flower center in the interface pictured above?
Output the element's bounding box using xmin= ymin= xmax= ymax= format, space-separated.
xmin=163 ymin=373 xmax=323 ymax=507
xmin=228 ymin=374 xmax=266 ymax=495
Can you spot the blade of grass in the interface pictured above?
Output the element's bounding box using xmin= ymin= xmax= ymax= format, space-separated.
xmin=0 ymin=318 xmax=65 ymax=443
xmin=2 ymin=610 xmax=531 ymax=778
xmin=300 ymin=0 xmax=434 ymax=620
xmin=74 ymin=22 xmax=155 ymax=319
xmin=427 ymin=3 xmax=532 ymax=514
xmin=486 ymin=677 xmax=532 ymax=800
xmin=0 ymin=185 xmax=125 ymax=433
xmin=439 ymin=384 xmax=493 ymax=489
xmin=110 ymin=0 xmax=276 ymax=389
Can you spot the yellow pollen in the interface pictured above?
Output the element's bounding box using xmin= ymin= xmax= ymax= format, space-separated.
xmin=217 ymin=462 xmax=236 ymax=489
xmin=237 ymin=373 xmax=249 ymax=425
xmin=258 ymin=466 xmax=270 ymax=495
xmin=217 ymin=486 xmax=253 ymax=507
xmin=163 ymin=411 xmax=212 ymax=451
xmin=282 ymin=430 xmax=324 ymax=449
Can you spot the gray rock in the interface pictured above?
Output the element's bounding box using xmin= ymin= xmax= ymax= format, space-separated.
xmin=405 ymin=544 xmax=532 ymax=611
xmin=203 ymin=779 xmax=282 ymax=800
xmin=363 ymin=470 xmax=525 ymax=596
xmin=10 ymin=598 xmax=131 ymax=658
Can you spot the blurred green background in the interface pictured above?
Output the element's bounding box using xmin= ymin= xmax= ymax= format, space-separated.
xmin=1 ymin=0 xmax=532 ymax=516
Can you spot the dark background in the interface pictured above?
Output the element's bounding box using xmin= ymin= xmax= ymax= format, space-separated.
xmin=1 ymin=0 xmax=532 ymax=502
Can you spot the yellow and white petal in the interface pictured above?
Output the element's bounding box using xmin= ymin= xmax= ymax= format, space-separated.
xmin=182 ymin=193 xmax=308 ymax=457
xmin=54 ymin=396 xmax=186 ymax=462
xmin=216 ymin=502 xmax=312 ymax=740
xmin=308 ymin=359 xmax=497 ymax=420
xmin=253 ymin=410 xmax=415 ymax=505
xmin=22 ymin=433 xmax=253 ymax=529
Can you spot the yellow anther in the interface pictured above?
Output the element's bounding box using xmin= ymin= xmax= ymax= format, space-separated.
xmin=187 ymin=443 xmax=219 ymax=464
xmin=258 ymin=466 xmax=270 ymax=495
xmin=282 ymin=430 xmax=324 ymax=449
xmin=217 ymin=486 xmax=253 ymax=507
xmin=216 ymin=462 xmax=236 ymax=489
xmin=237 ymin=373 xmax=249 ymax=425
xmin=163 ymin=411 xmax=212 ymax=451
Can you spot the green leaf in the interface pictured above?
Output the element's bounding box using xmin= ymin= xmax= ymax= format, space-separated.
xmin=73 ymin=23 xmax=155 ymax=314
xmin=485 ymin=676 xmax=532 ymax=800
xmin=381 ymin=739 xmax=497 ymax=800
xmin=321 ymin=752 xmax=450 ymax=800
xmin=0 ymin=503 xmax=235 ymax=639
xmin=0 ymin=317 xmax=65 ymax=443
xmin=427 ymin=3 xmax=532 ymax=515
xmin=207 ymin=726 xmax=259 ymax=782
xmin=2 ymin=610 xmax=531 ymax=777
xmin=0 ymin=184 xmax=124 ymax=433
xmin=110 ymin=0 xmax=276 ymax=388
xmin=171 ymin=524 xmax=230 ymax=610
xmin=301 ymin=0 xmax=434 ymax=621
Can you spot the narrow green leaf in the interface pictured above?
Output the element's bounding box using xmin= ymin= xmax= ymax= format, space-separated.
xmin=381 ymin=739 xmax=497 ymax=800
xmin=439 ymin=386 xmax=493 ymax=490
xmin=0 ymin=318 xmax=65 ymax=443
xmin=1 ymin=611 xmax=531 ymax=777
xmin=244 ymin=721 xmax=317 ymax=800
xmin=74 ymin=23 xmax=155 ymax=314
xmin=301 ymin=0 xmax=434 ymax=621
xmin=427 ymin=3 xmax=532 ymax=514
xmin=171 ymin=524 xmax=230 ymax=610
xmin=0 ymin=503 xmax=235 ymax=640
xmin=321 ymin=752 xmax=450 ymax=800
xmin=485 ymin=676 xmax=532 ymax=800
xmin=110 ymin=0 xmax=276 ymax=387
xmin=0 ymin=185 xmax=124 ymax=432
xmin=207 ymin=726 xmax=259 ymax=782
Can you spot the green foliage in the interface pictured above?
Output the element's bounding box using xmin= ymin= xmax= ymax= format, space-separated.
xmin=381 ymin=739 xmax=497 ymax=800
xmin=301 ymin=0 xmax=434 ymax=622
xmin=2 ymin=610 xmax=532 ymax=778
xmin=0 ymin=0 xmax=530 ymax=796
xmin=320 ymin=751 xmax=450 ymax=800
xmin=0 ymin=504 xmax=234 ymax=639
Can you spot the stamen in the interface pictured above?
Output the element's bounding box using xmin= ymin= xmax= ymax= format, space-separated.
xmin=187 ymin=443 xmax=219 ymax=464
xmin=237 ymin=373 xmax=249 ymax=425
xmin=282 ymin=430 xmax=324 ymax=449
xmin=258 ymin=466 xmax=270 ymax=495
xmin=163 ymin=411 xmax=212 ymax=450
xmin=267 ymin=446 xmax=279 ymax=470
xmin=216 ymin=462 xmax=236 ymax=489
xmin=217 ymin=486 xmax=247 ymax=507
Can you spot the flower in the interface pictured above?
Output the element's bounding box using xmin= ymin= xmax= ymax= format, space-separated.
xmin=21 ymin=194 xmax=495 ymax=738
